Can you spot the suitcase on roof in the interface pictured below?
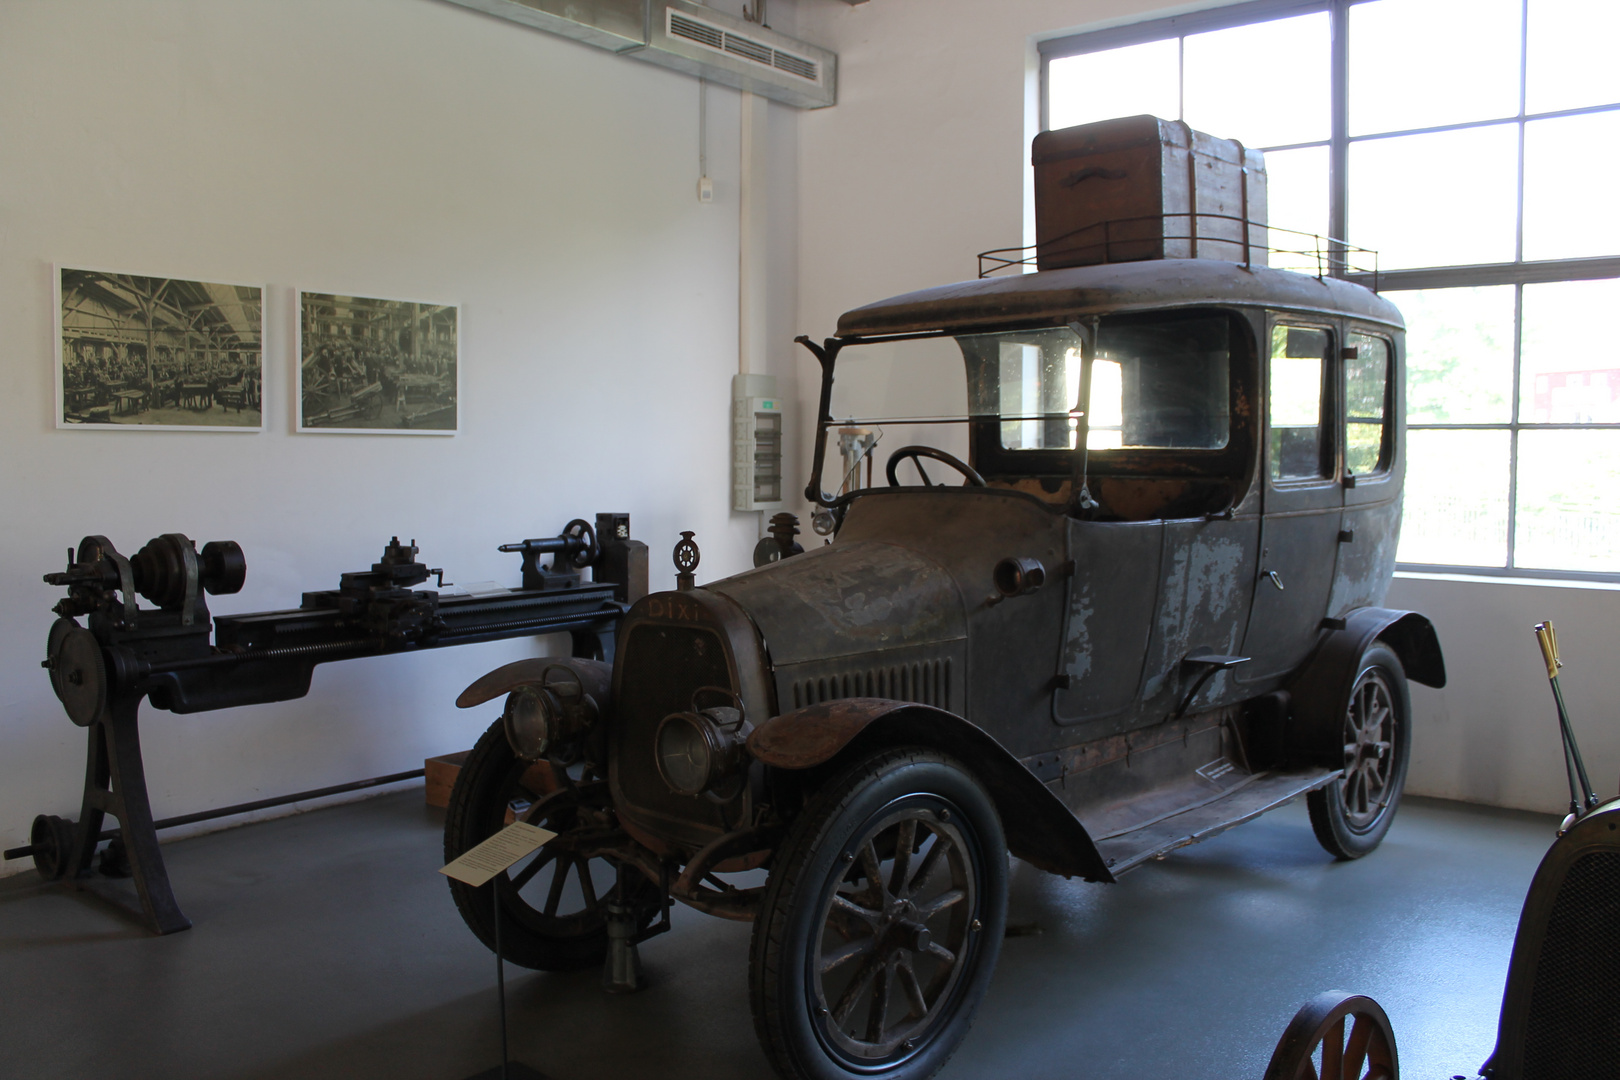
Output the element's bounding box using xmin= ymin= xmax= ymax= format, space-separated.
xmin=1032 ymin=114 xmax=1268 ymax=271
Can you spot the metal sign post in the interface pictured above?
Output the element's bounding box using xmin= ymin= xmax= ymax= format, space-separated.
xmin=441 ymin=822 xmax=558 ymax=1080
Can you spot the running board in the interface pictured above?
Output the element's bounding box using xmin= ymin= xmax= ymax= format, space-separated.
xmin=1094 ymin=767 xmax=1339 ymax=876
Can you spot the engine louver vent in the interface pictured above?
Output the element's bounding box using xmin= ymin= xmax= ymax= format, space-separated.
xmin=792 ymin=658 xmax=952 ymax=711
xmin=667 ymin=9 xmax=820 ymax=83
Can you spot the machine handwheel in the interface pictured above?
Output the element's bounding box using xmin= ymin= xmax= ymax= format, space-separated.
xmin=444 ymin=718 xmax=657 ymax=971
xmin=1307 ymin=643 xmax=1411 ymax=860
xmin=749 ymin=747 xmax=1007 ymax=1080
xmin=884 ymin=447 xmax=986 ymax=489
xmin=1263 ymin=991 xmax=1398 ymax=1080
xmin=562 ymin=518 xmax=599 ymax=569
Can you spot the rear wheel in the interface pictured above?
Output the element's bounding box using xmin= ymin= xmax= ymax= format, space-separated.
xmin=443 ymin=718 xmax=657 ymax=970
xmin=749 ymin=747 xmax=1007 ymax=1080
xmin=1307 ymin=643 xmax=1411 ymax=860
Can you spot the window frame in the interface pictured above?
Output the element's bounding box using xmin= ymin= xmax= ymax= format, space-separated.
xmin=1039 ymin=0 xmax=1620 ymax=583
xmin=1343 ymin=327 xmax=1394 ymax=479
xmin=1265 ymin=317 xmax=1338 ymax=485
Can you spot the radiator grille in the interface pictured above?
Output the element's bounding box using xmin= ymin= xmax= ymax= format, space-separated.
xmin=1522 ymin=850 xmax=1620 ymax=1078
xmin=792 ymin=658 xmax=951 ymax=711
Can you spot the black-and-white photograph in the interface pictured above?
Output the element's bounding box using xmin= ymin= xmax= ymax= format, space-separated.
xmin=298 ymin=291 xmax=458 ymax=434
xmin=56 ymin=268 xmax=264 ymax=430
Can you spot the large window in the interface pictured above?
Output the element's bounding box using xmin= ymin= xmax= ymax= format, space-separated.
xmin=1042 ymin=0 xmax=1620 ymax=579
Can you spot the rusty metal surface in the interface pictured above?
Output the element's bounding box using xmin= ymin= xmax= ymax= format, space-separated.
xmin=607 ymin=587 xmax=774 ymax=853
xmin=746 ymin=698 xmax=905 ymax=769
xmin=1092 ymin=765 xmax=1337 ymax=876
xmin=834 ymin=259 xmax=1404 ymax=339
xmin=707 ymin=538 xmax=966 ymax=666
xmin=454 ymin=656 xmax=612 ymax=710
xmin=746 ymin=698 xmax=1113 ymax=883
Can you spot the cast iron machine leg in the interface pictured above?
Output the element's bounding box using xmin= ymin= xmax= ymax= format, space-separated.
xmin=67 ymin=695 xmax=192 ymax=934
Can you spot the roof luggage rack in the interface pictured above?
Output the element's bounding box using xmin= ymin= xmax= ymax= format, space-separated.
xmin=978 ymin=213 xmax=1379 ymax=288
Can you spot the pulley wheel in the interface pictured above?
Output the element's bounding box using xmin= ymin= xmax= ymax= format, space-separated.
xmin=51 ymin=626 xmax=108 ymax=727
xmin=45 ymin=618 xmax=76 ymax=702
xmin=29 ymin=814 xmax=75 ymax=881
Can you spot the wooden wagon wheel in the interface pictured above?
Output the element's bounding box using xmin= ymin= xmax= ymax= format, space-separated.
xmin=1263 ymin=991 xmax=1399 ymax=1080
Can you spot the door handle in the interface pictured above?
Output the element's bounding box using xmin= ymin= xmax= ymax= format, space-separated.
xmin=1264 ymin=570 xmax=1285 ymax=591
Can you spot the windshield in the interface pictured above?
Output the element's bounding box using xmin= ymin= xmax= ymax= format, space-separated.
xmin=822 ymin=311 xmax=1234 ymax=492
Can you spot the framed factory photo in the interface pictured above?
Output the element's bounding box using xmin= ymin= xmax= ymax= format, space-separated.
xmin=56 ymin=267 xmax=264 ymax=430
xmin=297 ymin=290 xmax=459 ymax=434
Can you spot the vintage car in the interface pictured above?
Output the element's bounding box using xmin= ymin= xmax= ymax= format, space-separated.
xmin=443 ymin=254 xmax=1446 ymax=1080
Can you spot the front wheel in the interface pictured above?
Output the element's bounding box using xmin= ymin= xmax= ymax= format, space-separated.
xmin=749 ymin=747 xmax=1008 ymax=1080
xmin=443 ymin=718 xmax=658 ymax=970
xmin=1307 ymin=643 xmax=1412 ymax=860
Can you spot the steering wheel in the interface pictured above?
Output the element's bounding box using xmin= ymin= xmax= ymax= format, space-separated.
xmin=884 ymin=445 xmax=987 ymax=488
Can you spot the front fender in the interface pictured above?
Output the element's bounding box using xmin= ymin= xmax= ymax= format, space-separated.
xmin=748 ymin=698 xmax=1114 ymax=883
xmin=455 ymin=656 xmax=613 ymax=710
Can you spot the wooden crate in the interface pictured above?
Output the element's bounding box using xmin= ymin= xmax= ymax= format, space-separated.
xmin=1032 ymin=115 xmax=1268 ymax=271
xmin=424 ymin=750 xmax=471 ymax=809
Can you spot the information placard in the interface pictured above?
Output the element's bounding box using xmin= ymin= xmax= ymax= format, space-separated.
xmin=439 ymin=822 xmax=556 ymax=887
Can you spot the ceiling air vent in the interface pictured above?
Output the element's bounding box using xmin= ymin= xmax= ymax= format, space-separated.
xmin=668 ymin=11 xmax=724 ymax=51
xmin=642 ymin=1 xmax=836 ymax=109
xmin=665 ymin=8 xmax=821 ymax=84
xmin=437 ymin=0 xmax=836 ymax=110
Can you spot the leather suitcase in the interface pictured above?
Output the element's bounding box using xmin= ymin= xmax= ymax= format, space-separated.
xmin=1032 ymin=115 xmax=1268 ymax=271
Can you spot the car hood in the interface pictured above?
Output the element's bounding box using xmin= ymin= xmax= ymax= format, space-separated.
xmin=706 ymin=539 xmax=967 ymax=667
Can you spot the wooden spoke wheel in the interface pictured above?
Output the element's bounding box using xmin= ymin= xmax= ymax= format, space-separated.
xmin=1308 ymin=643 xmax=1412 ymax=859
xmin=750 ymin=747 xmax=1007 ymax=1080
xmin=1263 ymin=991 xmax=1399 ymax=1080
xmin=443 ymin=718 xmax=657 ymax=971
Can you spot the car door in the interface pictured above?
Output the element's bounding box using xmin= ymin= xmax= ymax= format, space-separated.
xmin=1330 ymin=328 xmax=1401 ymax=614
xmin=1239 ymin=319 xmax=1343 ymax=684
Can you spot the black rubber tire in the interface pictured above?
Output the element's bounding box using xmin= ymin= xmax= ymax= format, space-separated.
xmin=1307 ymin=643 xmax=1412 ymax=860
xmin=749 ymin=747 xmax=1008 ymax=1080
xmin=443 ymin=717 xmax=656 ymax=971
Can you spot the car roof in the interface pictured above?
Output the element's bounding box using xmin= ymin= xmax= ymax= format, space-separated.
xmin=835 ymin=258 xmax=1405 ymax=338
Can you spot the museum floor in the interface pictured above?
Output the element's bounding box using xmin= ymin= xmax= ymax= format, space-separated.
xmin=1 ymin=789 xmax=1556 ymax=1080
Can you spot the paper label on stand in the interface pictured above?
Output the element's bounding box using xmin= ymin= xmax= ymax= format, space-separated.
xmin=439 ymin=822 xmax=557 ymax=886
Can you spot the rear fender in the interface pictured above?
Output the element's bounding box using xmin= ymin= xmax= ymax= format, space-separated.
xmin=748 ymin=698 xmax=1114 ymax=883
xmin=1285 ymin=607 xmax=1444 ymax=765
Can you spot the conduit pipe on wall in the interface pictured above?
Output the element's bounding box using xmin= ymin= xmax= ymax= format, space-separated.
xmin=738 ymin=89 xmax=769 ymax=379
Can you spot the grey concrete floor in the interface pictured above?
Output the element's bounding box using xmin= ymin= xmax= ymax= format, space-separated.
xmin=0 ymin=790 xmax=1556 ymax=1080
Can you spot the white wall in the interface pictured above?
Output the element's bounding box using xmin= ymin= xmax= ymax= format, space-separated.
xmin=791 ymin=0 xmax=1620 ymax=815
xmin=0 ymin=0 xmax=803 ymax=869
xmin=1392 ymin=574 xmax=1620 ymax=813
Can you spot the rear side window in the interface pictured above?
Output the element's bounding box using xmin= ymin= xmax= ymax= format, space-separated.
xmin=1269 ymin=324 xmax=1330 ymax=481
xmin=1345 ymin=332 xmax=1392 ymax=476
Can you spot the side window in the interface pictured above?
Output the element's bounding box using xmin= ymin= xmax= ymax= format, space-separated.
xmin=1269 ymin=324 xmax=1330 ymax=481
xmin=1345 ymin=332 xmax=1391 ymax=477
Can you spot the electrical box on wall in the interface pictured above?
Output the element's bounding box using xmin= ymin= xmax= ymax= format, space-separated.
xmin=733 ymin=373 xmax=784 ymax=512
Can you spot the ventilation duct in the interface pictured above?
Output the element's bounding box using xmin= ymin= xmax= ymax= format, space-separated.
xmin=441 ymin=0 xmax=837 ymax=109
